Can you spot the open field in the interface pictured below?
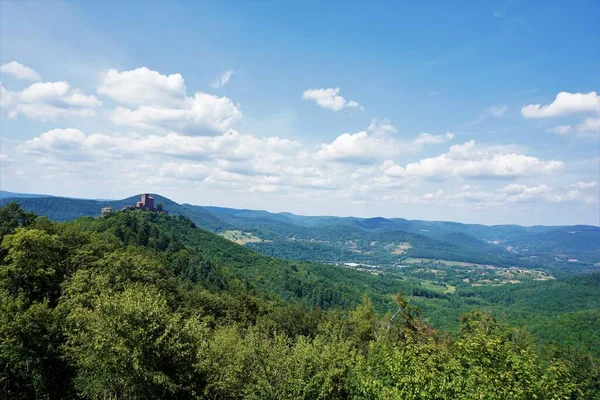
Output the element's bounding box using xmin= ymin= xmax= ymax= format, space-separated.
xmin=390 ymin=242 xmax=413 ymax=255
xmin=220 ymin=230 xmax=263 ymax=245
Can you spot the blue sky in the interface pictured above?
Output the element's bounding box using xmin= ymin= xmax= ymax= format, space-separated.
xmin=1 ymin=0 xmax=599 ymax=225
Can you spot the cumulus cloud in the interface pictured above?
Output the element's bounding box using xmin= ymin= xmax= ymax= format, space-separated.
xmin=544 ymin=189 xmax=597 ymax=204
xmin=315 ymin=120 xmax=453 ymax=164
xmin=577 ymin=117 xmax=600 ymax=133
xmin=302 ymin=87 xmax=362 ymax=111
xmin=367 ymin=118 xmax=396 ymax=134
xmin=417 ymin=182 xmax=597 ymax=209
xmin=498 ymin=183 xmax=551 ymax=197
xmin=3 ymin=63 xmax=596 ymax=220
xmin=98 ymin=67 xmax=186 ymax=107
xmin=0 ymin=61 xmax=41 ymax=81
xmin=412 ymin=132 xmax=454 ymax=147
xmin=315 ymin=131 xmax=453 ymax=164
xmin=521 ymin=91 xmax=600 ymax=118
xmin=20 ymin=128 xmax=93 ymax=161
xmin=15 ymin=125 xmax=588 ymax=211
xmin=110 ymin=92 xmax=242 ymax=134
xmin=0 ymin=81 xmax=101 ymax=121
xmin=548 ymin=117 xmax=600 ymax=138
xmin=376 ymin=180 xmax=596 ymax=210
xmin=20 ymin=128 xmax=300 ymax=165
xmin=210 ymin=69 xmax=234 ymax=88
xmin=99 ymin=67 xmax=242 ymax=134
xmin=315 ymin=131 xmax=397 ymax=164
xmin=382 ymin=140 xmax=563 ymax=181
xmin=157 ymin=162 xmax=210 ymax=181
xmin=17 ymin=127 xmax=354 ymax=193
xmin=152 ymin=161 xmax=328 ymax=194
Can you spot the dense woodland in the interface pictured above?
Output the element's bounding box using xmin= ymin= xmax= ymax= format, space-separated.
xmin=1 ymin=203 xmax=599 ymax=399
xmin=3 ymin=194 xmax=599 ymax=275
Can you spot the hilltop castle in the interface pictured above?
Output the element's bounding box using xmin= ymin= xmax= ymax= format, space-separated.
xmin=102 ymin=194 xmax=167 ymax=217
xmin=136 ymin=193 xmax=155 ymax=211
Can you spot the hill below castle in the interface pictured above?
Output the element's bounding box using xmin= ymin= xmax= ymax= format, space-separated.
xmin=2 ymin=192 xmax=599 ymax=276
xmin=1 ymin=202 xmax=598 ymax=398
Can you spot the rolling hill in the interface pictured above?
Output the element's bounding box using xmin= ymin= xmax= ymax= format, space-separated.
xmin=2 ymin=192 xmax=599 ymax=274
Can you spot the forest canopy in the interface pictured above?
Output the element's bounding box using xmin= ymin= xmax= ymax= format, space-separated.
xmin=1 ymin=203 xmax=598 ymax=399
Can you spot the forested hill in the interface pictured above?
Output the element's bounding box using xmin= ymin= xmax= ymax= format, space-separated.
xmin=0 ymin=194 xmax=229 ymax=231
xmin=1 ymin=194 xmax=515 ymax=269
xmin=68 ymin=207 xmax=407 ymax=310
xmin=2 ymin=193 xmax=599 ymax=273
xmin=0 ymin=190 xmax=53 ymax=199
xmin=1 ymin=203 xmax=599 ymax=399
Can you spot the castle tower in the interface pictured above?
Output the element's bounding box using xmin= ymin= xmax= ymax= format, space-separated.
xmin=137 ymin=193 xmax=155 ymax=210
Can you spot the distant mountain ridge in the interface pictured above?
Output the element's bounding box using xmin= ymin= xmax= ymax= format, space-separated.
xmin=0 ymin=190 xmax=53 ymax=199
xmin=1 ymin=191 xmax=599 ymax=273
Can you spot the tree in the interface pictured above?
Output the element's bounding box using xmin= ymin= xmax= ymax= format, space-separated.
xmin=0 ymin=202 xmax=35 ymax=241
xmin=65 ymin=285 xmax=205 ymax=399
xmin=453 ymin=311 xmax=539 ymax=399
xmin=1 ymin=229 xmax=66 ymax=305
xmin=0 ymin=298 xmax=74 ymax=399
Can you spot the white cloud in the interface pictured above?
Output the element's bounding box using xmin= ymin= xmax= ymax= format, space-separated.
xmin=315 ymin=131 xmax=396 ymax=164
xmin=98 ymin=67 xmax=186 ymax=107
xmin=210 ymin=69 xmax=234 ymax=88
xmin=315 ymin=131 xmax=452 ymax=164
xmin=382 ymin=140 xmax=564 ymax=181
xmin=158 ymin=162 xmax=210 ymax=181
xmin=548 ymin=117 xmax=599 ymax=138
xmin=498 ymin=183 xmax=551 ymax=196
xmin=3 ymin=62 xmax=597 ymax=223
xmin=412 ymin=132 xmax=454 ymax=147
xmin=577 ymin=117 xmax=600 ymax=133
xmin=521 ymin=91 xmax=600 ymax=118
xmin=19 ymin=82 xmax=100 ymax=107
xmin=367 ymin=118 xmax=396 ymax=134
xmin=110 ymin=92 xmax=242 ymax=134
xmin=20 ymin=128 xmax=299 ymax=165
xmin=302 ymin=87 xmax=362 ymax=111
xmin=249 ymin=183 xmax=279 ymax=193
xmin=0 ymin=153 xmax=12 ymax=168
xmin=0 ymin=61 xmax=41 ymax=81
xmin=315 ymin=121 xmax=453 ymax=164
xmin=0 ymin=81 xmax=101 ymax=121
xmin=99 ymin=67 xmax=242 ymax=134
xmin=20 ymin=128 xmax=90 ymax=161
xmin=566 ymin=181 xmax=597 ymax=190
xmin=423 ymin=182 xmax=597 ymax=209
xmin=13 ymin=126 xmax=594 ymax=213
xmin=544 ymin=189 xmax=596 ymax=204
xmin=549 ymin=125 xmax=572 ymax=135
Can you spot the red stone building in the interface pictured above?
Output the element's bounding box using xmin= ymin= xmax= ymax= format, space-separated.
xmin=136 ymin=194 xmax=155 ymax=211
